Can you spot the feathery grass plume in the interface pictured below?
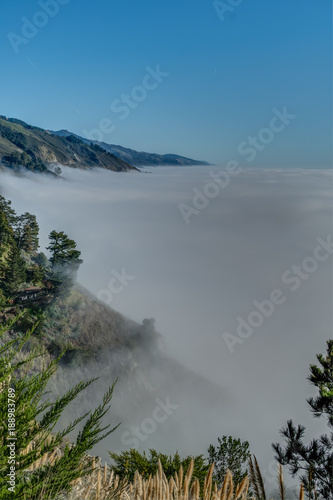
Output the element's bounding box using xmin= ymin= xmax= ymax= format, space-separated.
xmin=190 ymin=477 xmax=200 ymax=500
xmin=64 ymin=461 xmax=310 ymax=500
xmin=254 ymin=455 xmax=266 ymax=500
xmin=96 ymin=468 xmax=101 ymax=499
xmin=203 ymin=462 xmax=214 ymax=500
xmin=185 ymin=458 xmax=195 ymax=492
xmin=157 ymin=458 xmax=163 ymax=500
xmin=249 ymin=456 xmax=261 ymax=500
xmin=219 ymin=469 xmax=232 ymax=500
xmin=226 ymin=472 xmax=235 ymax=500
xmin=179 ymin=464 xmax=184 ymax=492
xmin=245 ymin=455 xmax=266 ymax=500
xmin=104 ymin=462 xmax=108 ymax=487
xmin=234 ymin=475 xmax=249 ymax=500
xmin=299 ymin=483 xmax=304 ymax=500
xmin=108 ymin=449 xmax=209 ymax=492
xmin=226 ymin=487 xmax=234 ymax=500
xmin=277 ymin=464 xmax=285 ymax=500
xmin=211 ymin=482 xmax=218 ymax=500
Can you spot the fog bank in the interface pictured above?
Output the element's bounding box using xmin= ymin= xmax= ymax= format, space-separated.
xmin=0 ymin=165 xmax=332 ymax=491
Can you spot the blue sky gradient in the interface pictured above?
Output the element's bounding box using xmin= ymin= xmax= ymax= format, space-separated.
xmin=1 ymin=0 xmax=331 ymax=166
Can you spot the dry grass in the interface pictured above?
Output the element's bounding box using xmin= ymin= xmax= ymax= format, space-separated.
xmin=20 ymin=442 xmax=305 ymax=500
xmin=62 ymin=459 xmax=249 ymax=500
xmin=38 ymin=457 xmax=304 ymax=500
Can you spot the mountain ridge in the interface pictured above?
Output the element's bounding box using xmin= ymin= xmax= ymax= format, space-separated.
xmin=51 ymin=129 xmax=211 ymax=167
xmin=0 ymin=116 xmax=137 ymax=173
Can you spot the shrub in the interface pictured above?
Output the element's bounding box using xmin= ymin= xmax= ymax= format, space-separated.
xmin=0 ymin=313 xmax=119 ymax=499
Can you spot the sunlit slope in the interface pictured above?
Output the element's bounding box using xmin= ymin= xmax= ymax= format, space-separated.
xmin=0 ymin=115 xmax=137 ymax=173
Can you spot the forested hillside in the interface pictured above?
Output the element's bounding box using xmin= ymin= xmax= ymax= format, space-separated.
xmin=0 ymin=195 xmax=159 ymax=364
xmin=0 ymin=194 xmax=82 ymax=308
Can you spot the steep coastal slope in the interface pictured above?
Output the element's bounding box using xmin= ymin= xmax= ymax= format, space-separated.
xmin=0 ymin=196 xmax=230 ymax=464
xmin=42 ymin=284 xmax=233 ymax=461
xmin=1 ymin=282 xmax=232 ymax=463
xmin=52 ymin=129 xmax=210 ymax=167
xmin=0 ymin=116 xmax=136 ymax=173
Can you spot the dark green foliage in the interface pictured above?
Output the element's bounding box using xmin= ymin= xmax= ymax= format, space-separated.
xmin=307 ymin=339 xmax=333 ymax=427
xmin=14 ymin=213 xmax=39 ymax=253
xmin=46 ymin=230 xmax=83 ymax=294
xmin=273 ymin=340 xmax=333 ymax=500
xmin=109 ymin=449 xmax=210 ymax=487
xmin=4 ymin=244 xmax=27 ymax=294
xmin=0 ymin=124 xmax=27 ymax=149
xmin=90 ymin=143 xmax=107 ymax=153
xmin=207 ymin=435 xmax=250 ymax=487
xmin=3 ymin=152 xmax=47 ymax=172
xmin=0 ymin=212 xmax=12 ymax=254
xmin=0 ymin=195 xmax=16 ymax=226
xmin=0 ymin=289 xmax=6 ymax=308
xmin=0 ymin=196 xmax=81 ymax=310
xmin=47 ymin=231 xmax=83 ymax=272
xmin=0 ymin=315 xmax=119 ymax=499
xmin=6 ymin=117 xmax=37 ymax=130
xmin=26 ymin=265 xmax=45 ymax=286
xmin=33 ymin=252 xmax=50 ymax=269
xmin=65 ymin=135 xmax=84 ymax=145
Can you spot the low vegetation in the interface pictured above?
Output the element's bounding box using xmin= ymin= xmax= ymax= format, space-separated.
xmin=0 ymin=316 xmax=120 ymax=499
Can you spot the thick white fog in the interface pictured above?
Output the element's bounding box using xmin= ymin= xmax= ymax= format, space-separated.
xmin=0 ymin=166 xmax=332 ymax=492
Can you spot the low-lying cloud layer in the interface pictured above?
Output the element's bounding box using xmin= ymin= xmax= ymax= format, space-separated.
xmin=0 ymin=165 xmax=332 ymax=491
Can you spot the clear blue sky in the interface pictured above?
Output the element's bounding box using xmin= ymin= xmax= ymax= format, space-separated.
xmin=1 ymin=0 xmax=331 ymax=166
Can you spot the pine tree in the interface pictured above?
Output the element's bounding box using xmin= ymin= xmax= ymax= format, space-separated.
xmin=0 ymin=211 xmax=12 ymax=253
xmin=4 ymin=244 xmax=27 ymax=295
xmin=46 ymin=231 xmax=83 ymax=291
xmin=273 ymin=340 xmax=333 ymax=499
xmin=14 ymin=213 xmax=39 ymax=253
xmin=0 ymin=196 xmax=16 ymax=225
xmin=307 ymin=339 xmax=333 ymax=427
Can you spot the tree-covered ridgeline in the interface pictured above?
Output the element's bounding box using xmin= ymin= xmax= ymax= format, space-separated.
xmin=0 ymin=195 xmax=83 ymax=307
